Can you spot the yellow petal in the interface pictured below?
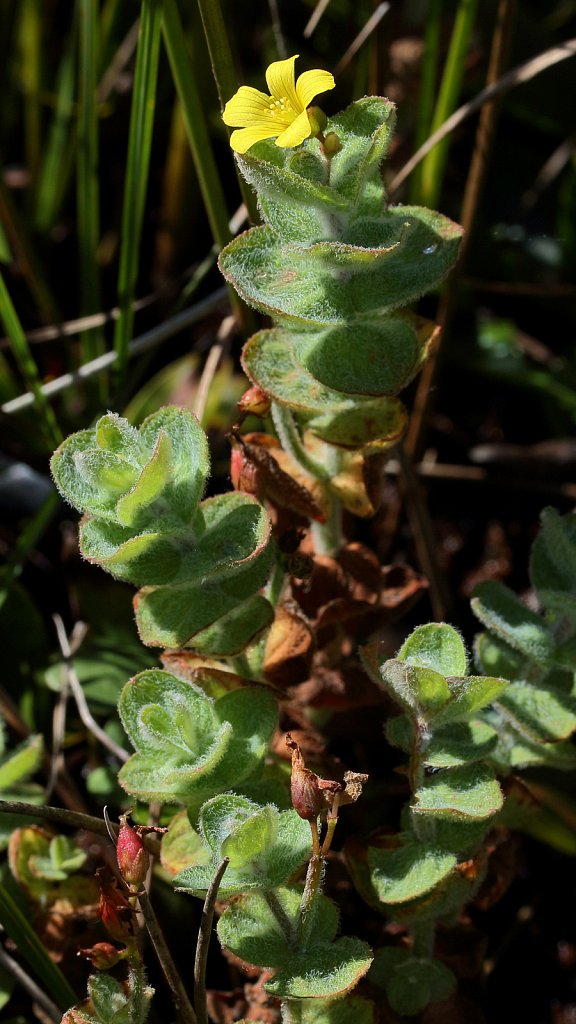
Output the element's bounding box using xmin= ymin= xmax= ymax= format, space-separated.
xmin=295 ymin=69 xmax=335 ymax=109
xmin=222 ymin=86 xmax=271 ymax=127
xmin=275 ymin=109 xmax=313 ymax=149
xmin=265 ymin=55 xmax=301 ymax=110
xmin=229 ymin=124 xmax=280 ymax=154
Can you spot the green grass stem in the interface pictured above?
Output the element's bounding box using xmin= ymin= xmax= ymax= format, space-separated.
xmin=162 ymin=0 xmax=231 ymax=250
xmin=0 ymin=273 xmax=62 ymax=447
xmin=0 ymin=883 xmax=77 ymax=1011
xmin=0 ymin=176 xmax=61 ymax=325
xmin=78 ymin=0 xmax=106 ymax=399
xmin=162 ymin=0 xmax=252 ymax=327
xmin=420 ymin=0 xmax=479 ymax=209
xmin=195 ymin=0 xmax=260 ymax=224
xmin=112 ymin=0 xmax=163 ymax=392
xmin=19 ymin=0 xmax=42 ymax=188
xmin=35 ymin=13 xmax=77 ymax=233
xmin=409 ymin=0 xmax=443 ymax=203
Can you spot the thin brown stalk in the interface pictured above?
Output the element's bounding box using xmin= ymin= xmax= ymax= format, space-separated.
xmin=388 ymin=37 xmax=576 ymax=195
xmin=53 ymin=614 xmax=130 ymax=763
xmin=194 ymin=858 xmax=229 ymax=1024
xmin=0 ymin=799 xmax=159 ymax=856
xmin=333 ymin=3 xmax=390 ymax=77
xmin=0 ymin=944 xmax=61 ymax=1023
xmin=137 ymin=887 xmax=197 ymax=1024
xmin=396 ymin=445 xmax=449 ymax=621
xmin=193 ymin=315 xmax=236 ymax=423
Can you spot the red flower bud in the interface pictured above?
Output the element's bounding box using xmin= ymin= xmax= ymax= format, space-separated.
xmin=116 ymin=817 xmax=149 ymax=888
xmin=78 ymin=942 xmax=126 ymax=970
xmin=237 ymin=385 xmax=271 ymax=419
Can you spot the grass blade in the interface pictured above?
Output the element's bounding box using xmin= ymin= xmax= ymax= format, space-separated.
xmin=0 ymin=272 xmax=62 ymax=447
xmin=162 ymin=0 xmax=231 ymax=250
xmin=420 ymin=0 xmax=479 ymax=208
xmin=77 ymin=0 xmax=106 ymax=400
xmin=112 ymin=0 xmax=163 ymax=392
xmin=0 ymin=883 xmax=77 ymax=1011
xmin=409 ymin=0 xmax=443 ymax=204
xmin=35 ymin=12 xmax=77 ymax=233
xmin=195 ymin=0 xmax=259 ymax=225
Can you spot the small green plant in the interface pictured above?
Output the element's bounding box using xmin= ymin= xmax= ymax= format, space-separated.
xmin=3 ymin=39 xmax=568 ymax=1024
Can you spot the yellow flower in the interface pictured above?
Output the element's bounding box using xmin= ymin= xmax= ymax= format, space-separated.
xmin=222 ymin=54 xmax=335 ymax=155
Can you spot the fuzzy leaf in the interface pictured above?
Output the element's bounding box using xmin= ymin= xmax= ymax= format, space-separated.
xmin=423 ymin=720 xmax=499 ymax=767
xmin=300 ymin=996 xmax=375 ymax=1024
xmin=88 ymin=974 xmax=132 ymax=1024
xmin=496 ymin=680 xmax=576 ymax=742
xmin=530 ymin=508 xmax=576 ymax=599
xmin=398 ymin=623 xmax=468 ymax=676
xmin=217 ymin=887 xmax=372 ymax=999
xmin=369 ymin=947 xmax=456 ymax=1016
xmin=220 ymin=211 xmax=462 ymax=327
xmin=0 ymin=735 xmax=43 ymax=791
xmin=174 ymin=795 xmax=310 ymax=896
xmin=363 ymin=650 xmax=450 ymax=720
xmin=472 ymin=580 xmax=555 ymax=664
xmin=433 ymin=675 xmax=508 ymax=726
xmin=367 ymin=841 xmax=456 ymax=904
xmin=242 ymin=328 xmax=407 ymax=449
xmin=118 ymin=670 xmax=277 ymax=803
xmin=412 ymin=764 xmax=503 ymax=822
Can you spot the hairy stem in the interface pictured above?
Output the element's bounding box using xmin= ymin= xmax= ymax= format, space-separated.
xmin=271 ymin=401 xmax=330 ymax=480
xmin=281 ymin=1000 xmax=303 ymax=1024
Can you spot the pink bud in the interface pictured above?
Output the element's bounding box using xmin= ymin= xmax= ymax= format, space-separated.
xmin=116 ymin=818 xmax=149 ymax=888
xmin=78 ymin=942 xmax=126 ymax=970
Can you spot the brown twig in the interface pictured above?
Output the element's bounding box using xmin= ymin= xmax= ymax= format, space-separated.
xmin=194 ymin=858 xmax=229 ymax=1024
xmin=0 ymin=799 xmax=159 ymax=856
xmin=137 ymin=887 xmax=198 ymax=1024
xmin=52 ymin=614 xmax=130 ymax=764
xmin=396 ymin=445 xmax=449 ymax=620
xmin=388 ymin=35 xmax=576 ymax=195
xmin=0 ymin=944 xmax=61 ymax=1023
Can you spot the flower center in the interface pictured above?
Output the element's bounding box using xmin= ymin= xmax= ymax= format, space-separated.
xmin=268 ymin=95 xmax=294 ymax=119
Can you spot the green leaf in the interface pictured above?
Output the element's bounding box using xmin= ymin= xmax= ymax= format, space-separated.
xmin=367 ymin=841 xmax=456 ymax=904
xmin=369 ymin=947 xmax=455 ymax=1016
xmin=327 ymin=97 xmax=397 ymax=210
xmin=473 ymin=631 xmax=524 ymax=681
xmin=118 ymin=670 xmax=277 ymax=803
xmin=219 ymin=210 xmax=462 ymax=327
xmin=0 ymin=735 xmax=43 ymax=791
xmin=174 ymin=795 xmax=310 ymax=896
xmin=265 ymin=937 xmax=373 ymax=999
xmin=433 ymin=675 xmax=508 ymax=726
xmin=472 ymin=580 xmax=555 ymax=664
xmin=398 ymin=622 xmax=468 ymax=676
xmin=88 ymin=974 xmax=131 ymax=1024
xmin=496 ymin=680 xmax=576 ymax=742
xmin=530 ymin=508 xmax=576 ymax=599
xmin=362 ymin=648 xmax=450 ymax=720
xmin=217 ymin=887 xmax=372 ymax=1000
xmin=300 ymin=995 xmax=375 ymax=1024
xmin=422 ymin=720 xmax=499 ymax=768
xmin=413 ymin=764 xmax=503 ymax=822
xmin=242 ymin=327 xmax=408 ymax=449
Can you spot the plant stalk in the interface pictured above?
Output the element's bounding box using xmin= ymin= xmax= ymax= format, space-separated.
xmin=194 ymin=858 xmax=229 ymax=1024
xmin=137 ymin=888 xmax=197 ymax=1024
